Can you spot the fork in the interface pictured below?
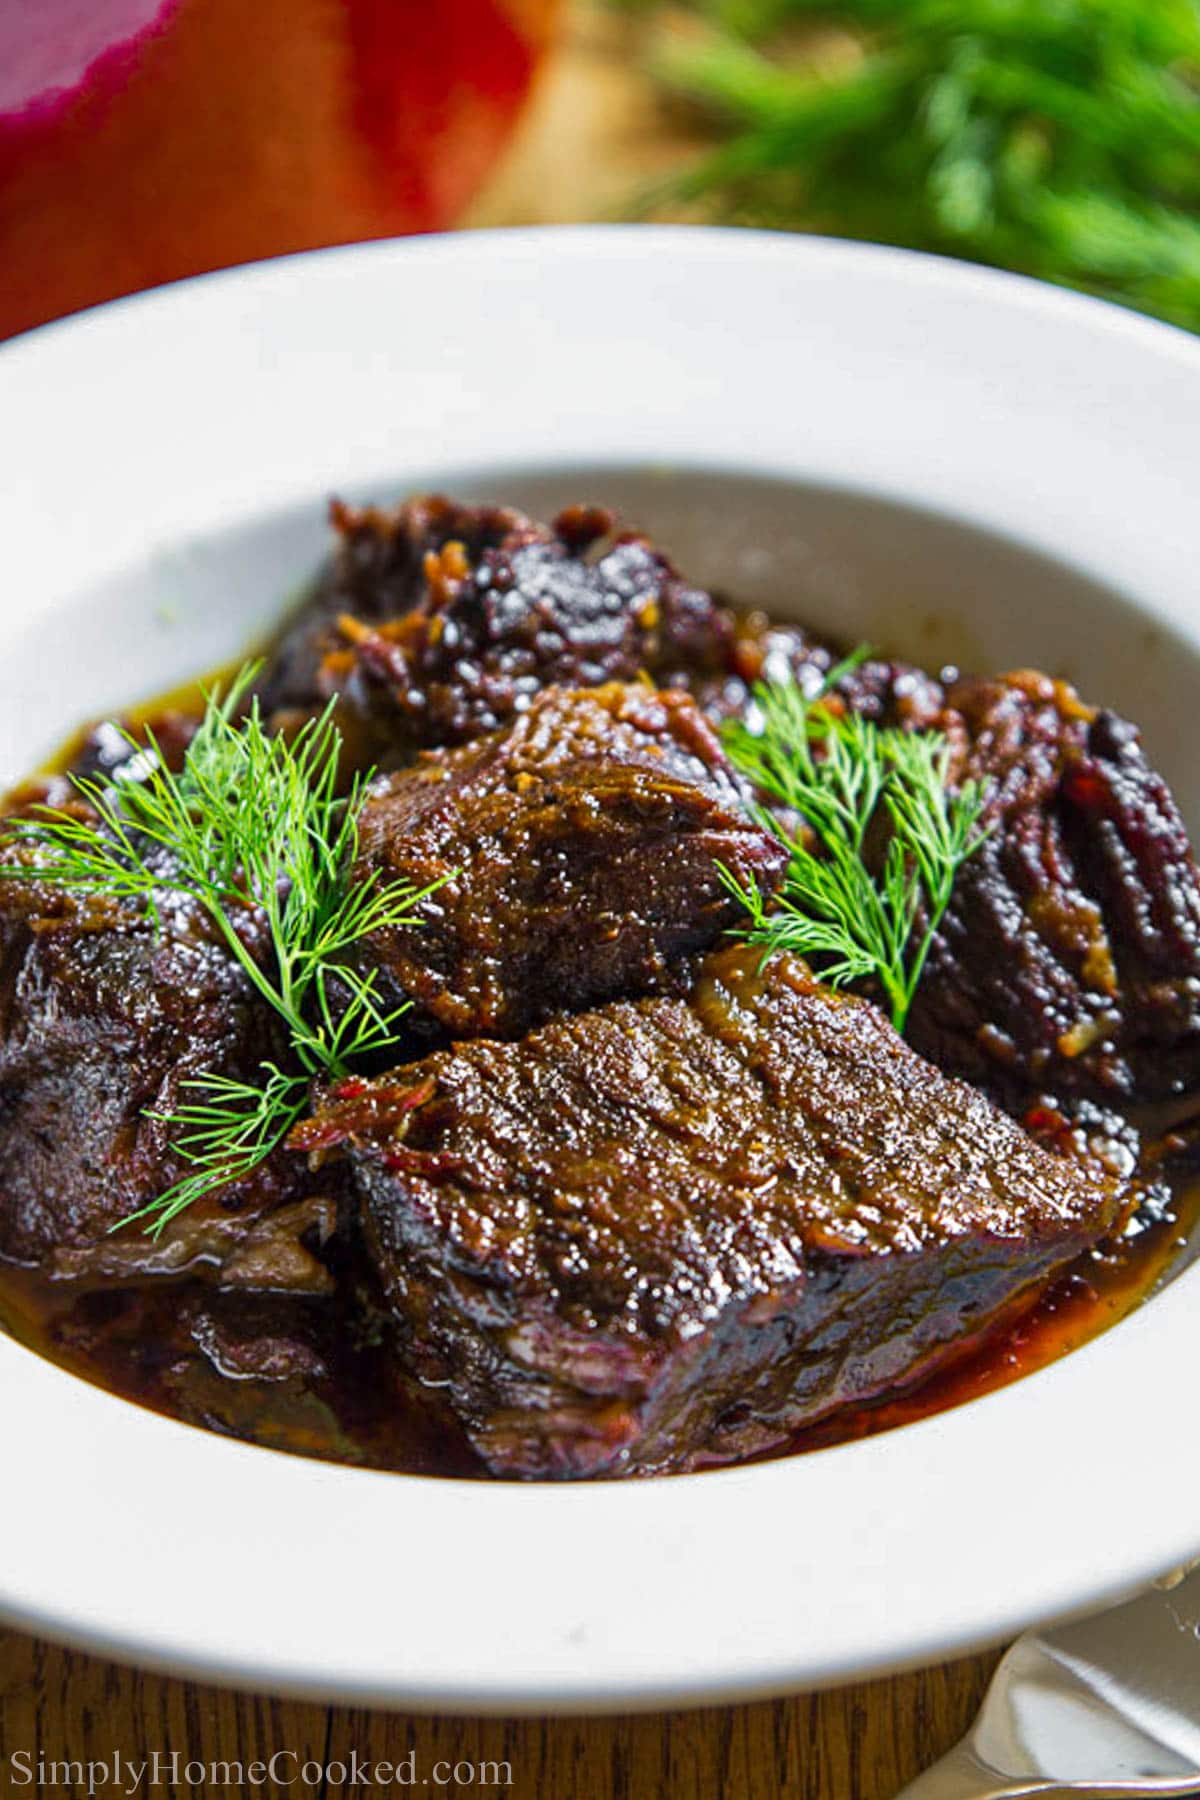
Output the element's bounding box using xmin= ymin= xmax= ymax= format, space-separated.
xmin=896 ymin=1565 xmax=1200 ymax=1798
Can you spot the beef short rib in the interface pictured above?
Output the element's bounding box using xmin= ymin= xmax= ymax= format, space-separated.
xmin=295 ymin=948 xmax=1124 ymax=1479
xmin=0 ymin=849 xmax=328 ymax=1291
xmin=258 ymin=495 xmax=532 ymax=723
xmin=908 ymin=671 xmax=1200 ymax=1103
xmin=350 ymin=682 xmax=786 ymax=1039
xmin=261 ymin=493 xmax=954 ymax=761
xmin=261 ymin=496 xmax=739 ymax=760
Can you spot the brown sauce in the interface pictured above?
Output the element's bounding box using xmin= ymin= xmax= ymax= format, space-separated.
xmin=0 ymin=1258 xmax=483 ymax=1478
xmin=0 ymin=1185 xmax=1193 ymax=1480
xmin=776 ymin=1190 xmax=1200 ymax=1460
xmin=0 ymin=680 xmax=1196 ymax=1481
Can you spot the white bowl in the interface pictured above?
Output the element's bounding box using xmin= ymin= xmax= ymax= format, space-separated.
xmin=1 ymin=227 xmax=1199 ymax=1712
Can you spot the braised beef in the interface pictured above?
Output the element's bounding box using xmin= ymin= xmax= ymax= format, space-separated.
xmin=1 ymin=710 xmax=202 ymax=826
xmin=270 ymin=497 xmax=737 ymax=758
xmin=295 ymin=948 xmax=1124 ymax=1479
xmin=691 ymin=617 xmax=959 ymax=739
xmin=263 ymin=494 xmax=959 ymax=761
xmin=350 ymin=683 xmax=786 ymax=1039
xmin=1020 ymin=1094 xmax=1172 ymax=1228
xmin=2 ymin=492 xmax=1196 ymax=1484
xmin=692 ymin=629 xmax=1200 ymax=1107
xmin=0 ymin=848 xmax=322 ymax=1288
xmin=68 ymin=709 xmax=200 ymax=785
xmin=259 ymin=496 xmax=532 ymax=721
xmin=907 ymin=672 xmax=1200 ymax=1103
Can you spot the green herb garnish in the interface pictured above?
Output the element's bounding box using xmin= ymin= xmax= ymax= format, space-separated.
xmin=627 ymin=0 xmax=1200 ymax=332
xmin=720 ymin=658 xmax=990 ymax=1031
xmin=1 ymin=667 xmax=435 ymax=1233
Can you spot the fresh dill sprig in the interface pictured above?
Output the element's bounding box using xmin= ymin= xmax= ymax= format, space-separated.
xmin=624 ymin=0 xmax=1200 ymax=332
xmin=0 ymin=666 xmax=437 ymax=1233
xmin=721 ymin=661 xmax=990 ymax=1031
xmin=142 ymin=1066 xmax=309 ymax=1231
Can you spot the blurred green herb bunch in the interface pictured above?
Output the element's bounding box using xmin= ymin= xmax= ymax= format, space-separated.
xmin=625 ymin=0 xmax=1200 ymax=329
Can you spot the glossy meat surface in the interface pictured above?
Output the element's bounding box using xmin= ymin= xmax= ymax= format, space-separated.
xmin=0 ymin=850 xmax=326 ymax=1290
xmin=262 ymin=493 xmax=958 ymax=760
xmin=699 ymin=633 xmax=1200 ymax=1106
xmin=5 ymin=491 xmax=1198 ymax=1486
xmin=296 ymin=948 xmax=1122 ymax=1478
xmin=692 ymin=617 xmax=958 ymax=738
xmin=265 ymin=496 xmax=737 ymax=758
xmin=908 ymin=672 xmax=1200 ymax=1102
xmin=351 ymin=683 xmax=786 ymax=1039
xmin=259 ymin=495 xmax=531 ymax=722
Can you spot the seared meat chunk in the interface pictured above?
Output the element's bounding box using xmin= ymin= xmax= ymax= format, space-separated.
xmin=1021 ymin=1093 xmax=1173 ymax=1224
xmin=695 ymin=634 xmax=1200 ymax=1106
xmin=295 ymin=948 xmax=1123 ymax=1479
xmin=290 ymin=497 xmax=736 ymax=757
xmin=692 ymin=615 xmax=958 ymax=741
xmin=908 ymin=672 xmax=1200 ymax=1102
xmin=273 ymin=492 xmax=959 ymax=742
xmin=259 ymin=495 xmax=531 ymax=720
xmin=0 ymin=856 xmax=327 ymax=1289
xmin=351 ymin=683 xmax=786 ymax=1039
xmin=262 ymin=492 xmax=965 ymax=795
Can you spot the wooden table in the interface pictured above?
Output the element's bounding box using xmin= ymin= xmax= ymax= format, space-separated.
xmin=0 ymin=1631 xmax=1000 ymax=1796
xmin=0 ymin=8 xmax=1007 ymax=1793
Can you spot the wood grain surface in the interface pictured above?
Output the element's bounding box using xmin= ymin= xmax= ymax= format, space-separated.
xmin=0 ymin=8 xmax=1009 ymax=1795
xmin=0 ymin=1631 xmax=1002 ymax=1797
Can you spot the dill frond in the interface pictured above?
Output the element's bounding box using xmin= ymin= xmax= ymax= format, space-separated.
xmin=0 ymin=666 xmax=440 ymax=1233
xmin=721 ymin=659 xmax=990 ymax=1031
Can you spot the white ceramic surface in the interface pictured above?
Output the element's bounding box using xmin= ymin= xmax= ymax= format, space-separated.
xmin=1 ymin=228 xmax=1199 ymax=1712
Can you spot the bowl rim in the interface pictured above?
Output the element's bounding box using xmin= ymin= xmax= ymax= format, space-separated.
xmin=2 ymin=224 xmax=1199 ymax=1712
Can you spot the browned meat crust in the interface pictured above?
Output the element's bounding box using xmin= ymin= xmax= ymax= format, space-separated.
xmin=692 ymin=615 xmax=959 ymax=739
xmin=259 ymin=495 xmax=532 ymax=723
xmin=262 ymin=496 xmax=737 ymax=757
xmin=0 ymin=848 xmax=328 ymax=1290
xmin=259 ymin=496 xmax=1200 ymax=1109
xmin=295 ymin=948 xmax=1124 ymax=1479
xmin=350 ymin=683 xmax=786 ymax=1039
xmin=908 ymin=672 xmax=1200 ymax=1103
xmin=263 ymin=493 xmax=954 ymax=757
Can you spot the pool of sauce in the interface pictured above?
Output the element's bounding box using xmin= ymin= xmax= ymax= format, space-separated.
xmin=0 ymin=1186 xmax=1193 ymax=1480
xmin=0 ymin=683 xmax=1197 ymax=1480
